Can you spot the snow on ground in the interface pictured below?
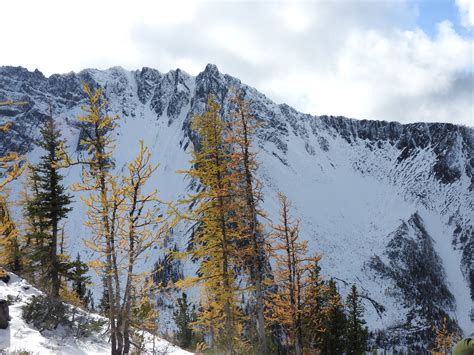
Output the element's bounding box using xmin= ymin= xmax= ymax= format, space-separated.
xmin=421 ymin=209 xmax=473 ymax=334
xmin=0 ymin=273 xmax=191 ymax=354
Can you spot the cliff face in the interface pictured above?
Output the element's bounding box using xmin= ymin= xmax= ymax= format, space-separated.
xmin=1 ymin=64 xmax=472 ymax=346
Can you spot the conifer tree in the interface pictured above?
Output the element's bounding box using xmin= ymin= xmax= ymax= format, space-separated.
xmin=0 ymin=194 xmax=22 ymax=272
xmin=116 ymin=140 xmax=163 ymax=354
xmin=60 ymin=86 xmax=164 ymax=354
xmin=345 ymin=284 xmax=368 ymax=355
xmin=152 ymin=245 xmax=184 ymax=289
xmin=26 ymin=115 xmax=73 ymax=300
xmin=59 ymin=83 xmax=122 ymax=353
xmin=98 ymin=276 xmax=111 ymax=315
xmin=432 ymin=317 xmax=454 ymax=355
xmin=69 ymin=253 xmax=92 ymax=308
xmin=0 ymin=101 xmax=26 ymax=275
xmin=321 ymin=279 xmax=347 ymax=355
xmin=227 ymin=91 xmax=269 ymax=353
xmin=22 ymin=169 xmax=47 ymax=274
xmin=130 ymin=279 xmax=159 ymax=351
xmin=174 ymin=96 xmax=246 ymax=354
xmin=302 ymin=258 xmax=328 ymax=352
xmin=19 ymin=172 xmax=48 ymax=284
xmin=173 ymin=292 xmax=197 ymax=349
xmin=266 ymin=192 xmax=318 ymax=355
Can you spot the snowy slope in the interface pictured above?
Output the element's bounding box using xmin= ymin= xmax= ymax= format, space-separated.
xmin=0 ymin=64 xmax=472 ymax=346
xmin=0 ymin=273 xmax=191 ymax=354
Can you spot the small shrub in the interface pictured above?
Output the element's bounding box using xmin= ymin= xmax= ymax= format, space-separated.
xmin=22 ymin=295 xmax=70 ymax=331
xmin=22 ymin=295 xmax=106 ymax=339
xmin=75 ymin=316 xmax=107 ymax=338
xmin=6 ymin=294 xmax=21 ymax=306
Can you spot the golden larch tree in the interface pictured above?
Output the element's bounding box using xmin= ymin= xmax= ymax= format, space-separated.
xmin=116 ymin=140 xmax=164 ymax=354
xmin=227 ymin=91 xmax=269 ymax=353
xmin=61 ymin=84 xmax=164 ymax=354
xmin=0 ymin=100 xmax=27 ymax=276
xmin=0 ymin=194 xmax=21 ymax=272
xmin=174 ymin=96 xmax=247 ymax=354
xmin=59 ymin=83 xmax=123 ymax=354
xmin=266 ymin=192 xmax=318 ymax=355
xmin=432 ymin=317 xmax=455 ymax=355
xmin=0 ymin=100 xmax=26 ymax=191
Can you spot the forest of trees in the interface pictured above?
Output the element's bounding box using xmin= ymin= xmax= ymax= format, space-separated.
xmin=0 ymin=91 xmax=456 ymax=354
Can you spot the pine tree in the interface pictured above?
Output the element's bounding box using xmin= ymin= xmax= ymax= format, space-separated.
xmin=227 ymin=91 xmax=269 ymax=353
xmin=173 ymin=292 xmax=197 ymax=349
xmin=22 ymin=169 xmax=48 ymax=279
xmin=302 ymin=258 xmax=328 ymax=352
xmin=321 ymin=279 xmax=347 ymax=355
xmin=345 ymin=284 xmax=368 ymax=355
xmin=69 ymin=253 xmax=91 ymax=308
xmin=174 ymin=96 xmax=246 ymax=353
xmin=266 ymin=192 xmax=318 ymax=355
xmin=26 ymin=114 xmax=73 ymax=300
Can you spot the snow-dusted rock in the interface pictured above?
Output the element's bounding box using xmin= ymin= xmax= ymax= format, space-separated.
xmin=0 ymin=300 xmax=9 ymax=329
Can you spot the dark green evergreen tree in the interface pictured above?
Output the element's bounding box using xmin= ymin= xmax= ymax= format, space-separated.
xmin=321 ymin=279 xmax=347 ymax=355
xmin=172 ymin=292 xmax=197 ymax=349
xmin=69 ymin=253 xmax=91 ymax=307
xmin=345 ymin=284 xmax=368 ymax=355
xmin=302 ymin=260 xmax=327 ymax=351
xmin=24 ymin=169 xmax=49 ymax=276
xmin=26 ymin=115 xmax=73 ymax=300
xmin=98 ymin=276 xmax=110 ymax=315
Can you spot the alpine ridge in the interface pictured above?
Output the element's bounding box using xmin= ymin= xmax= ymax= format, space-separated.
xmin=0 ymin=63 xmax=472 ymax=349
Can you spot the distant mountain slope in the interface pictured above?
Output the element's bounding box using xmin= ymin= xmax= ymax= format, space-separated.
xmin=0 ymin=64 xmax=472 ymax=347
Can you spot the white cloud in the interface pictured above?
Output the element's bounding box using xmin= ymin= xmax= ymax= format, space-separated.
xmin=280 ymin=3 xmax=311 ymax=32
xmin=456 ymin=0 xmax=474 ymax=27
xmin=0 ymin=0 xmax=473 ymax=126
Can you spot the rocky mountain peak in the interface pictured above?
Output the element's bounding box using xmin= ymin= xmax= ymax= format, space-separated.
xmin=0 ymin=64 xmax=472 ymax=345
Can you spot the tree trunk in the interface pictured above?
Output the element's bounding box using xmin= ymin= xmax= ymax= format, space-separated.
xmin=121 ymin=249 xmax=135 ymax=355
xmin=219 ymin=188 xmax=234 ymax=355
xmin=240 ymin=108 xmax=268 ymax=355
xmin=98 ymin=161 xmax=119 ymax=355
xmin=50 ymin=220 xmax=59 ymax=300
xmin=215 ymin=126 xmax=234 ymax=355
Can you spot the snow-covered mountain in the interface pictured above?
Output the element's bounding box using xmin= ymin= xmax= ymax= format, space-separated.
xmin=0 ymin=64 xmax=472 ymax=347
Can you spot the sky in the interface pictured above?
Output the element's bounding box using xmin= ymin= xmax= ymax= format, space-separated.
xmin=1 ymin=0 xmax=473 ymax=126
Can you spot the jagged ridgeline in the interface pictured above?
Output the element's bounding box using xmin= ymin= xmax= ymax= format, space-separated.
xmin=0 ymin=64 xmax=472 ymax=350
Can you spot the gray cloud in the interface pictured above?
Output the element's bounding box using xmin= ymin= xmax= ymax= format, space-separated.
xmin=371 ymin=71 xmax=474 ymax=124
